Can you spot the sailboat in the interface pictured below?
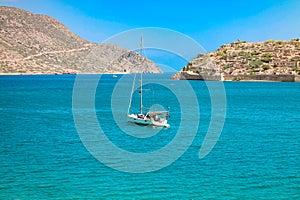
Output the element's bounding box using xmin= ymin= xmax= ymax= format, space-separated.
xmin=127 ymin=37 xmax=170 ymax=128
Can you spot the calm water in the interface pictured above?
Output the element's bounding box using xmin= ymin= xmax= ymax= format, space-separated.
xmin=0 ymin=75 xmax=299 ymax=199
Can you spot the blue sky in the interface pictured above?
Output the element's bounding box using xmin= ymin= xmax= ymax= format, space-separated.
xmin=1 ymin=0 xmax=300 ymax=52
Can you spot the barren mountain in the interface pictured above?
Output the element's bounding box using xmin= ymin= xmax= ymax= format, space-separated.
xmin=0 ymin=6 xmax=161 ymax=74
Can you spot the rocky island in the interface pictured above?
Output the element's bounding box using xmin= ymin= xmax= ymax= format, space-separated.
xmin=172 ymin=39 xmax=300 ymax=82
xmin=0 ymin=6 xmax=161 ymax=74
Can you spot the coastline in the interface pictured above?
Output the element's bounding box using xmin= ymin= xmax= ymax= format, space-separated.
xmin=171 ymin=72 xmax=300 ymax=82
xmin=0 ymin=72 xmax=129 ymax=76
xmin=2 ymin=72 xmax=300 ymax=82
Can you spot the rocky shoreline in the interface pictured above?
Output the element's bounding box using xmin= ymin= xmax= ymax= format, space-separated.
xmin=171 ymin=71 xmax=300 ymax=82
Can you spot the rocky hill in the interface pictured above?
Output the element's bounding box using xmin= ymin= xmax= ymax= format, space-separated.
xmin=0 ymin=6 xmax=161 ymax=74
xmin=172 ymin=39 xmax=300 ymax=81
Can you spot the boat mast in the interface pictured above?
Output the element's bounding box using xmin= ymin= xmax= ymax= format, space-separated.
xmin=127 ymin=74 xmax=136 ymax=115
xmin=139 ymin=36 xmax=143 ymax=114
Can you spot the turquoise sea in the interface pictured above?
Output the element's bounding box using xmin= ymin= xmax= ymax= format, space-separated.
xmin=0 ymin=74 xmax=299 ymax=199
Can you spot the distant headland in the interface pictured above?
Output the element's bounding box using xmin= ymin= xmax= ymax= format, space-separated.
xmin=172 ymin=39 xmax=300 ymax=82
xmin=0 ymin=6 xmax=161 ymax=74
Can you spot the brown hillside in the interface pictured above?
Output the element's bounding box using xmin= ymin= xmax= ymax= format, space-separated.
xmin=0 ymin=6 xmax=161 ymax=74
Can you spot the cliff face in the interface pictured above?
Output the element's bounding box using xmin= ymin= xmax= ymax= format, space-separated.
xmin=0 ymin=6 xmax=161 ymax=74
xmin=172 ymin=39 xmax=300 ymax=81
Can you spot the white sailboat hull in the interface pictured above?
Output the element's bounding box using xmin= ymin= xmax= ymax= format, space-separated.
xmin=152 ymin=120 xmax=170 ymax=128
xmin=127 ymin=114 xmax=152 ymax=125
xmin=127 ymin=113 xmax=170 ymax=128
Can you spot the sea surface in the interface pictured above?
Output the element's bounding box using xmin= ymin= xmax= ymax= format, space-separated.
xmin=0 ymin=74 xmax=299 ymax=199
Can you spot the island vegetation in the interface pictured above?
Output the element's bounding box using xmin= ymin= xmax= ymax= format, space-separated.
xmin=172 ymin=39 xmax=300 ymax=82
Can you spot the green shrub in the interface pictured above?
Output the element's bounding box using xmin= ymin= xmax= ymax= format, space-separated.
xmin=265 ymin=40 xmax=276 ymax=44
xmin=248 ymin=69 xmax=255 ymax=75
xmin=251 ymin=51 xmax=261 ymax=56
xmin=262 ymin=64 xmax=271 ymax=70
xmin=262 ymin=53 xmax=273 ymax=58
xmin=224 ymin=64 xmax=233 ymax=69
xmin=234 ymin=76 xmax=243 ymax=81
xmin=249 ymin=60 xmax=263 ymax=68
xmin=291 ymin=57 xmax=300 ymax=62
xmin=238 ymin=51 xmax=252 ymax=59
xmin=261 ymin=57 xmax=272 ymax=63
xmin=238 ymin=51 xmax=246 ymax=56
xmin=217 ymin=50 xmax=227 ymax=57
xmin=276 ymin=40 xmax=284 ymax=45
